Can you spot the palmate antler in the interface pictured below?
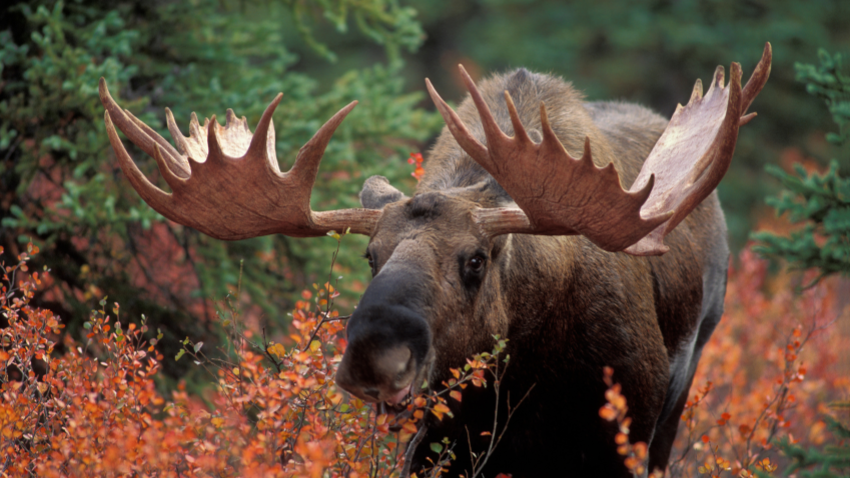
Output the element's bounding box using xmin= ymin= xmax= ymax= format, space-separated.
xmin=99 ymin=79 xmax=380 ymax=240
xmin=426 ymin=43 xmax=772 ymax=255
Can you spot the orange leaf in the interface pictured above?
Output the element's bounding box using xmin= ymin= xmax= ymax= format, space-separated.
xmin=599 ymin=405 xmax=617 ymax=421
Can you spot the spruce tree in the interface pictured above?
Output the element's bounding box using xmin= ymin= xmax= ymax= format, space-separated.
xmin=752 ymin=49 xmax=850 ymax=477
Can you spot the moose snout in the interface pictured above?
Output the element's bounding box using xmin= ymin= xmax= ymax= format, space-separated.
xmin=336 ymin=312 xmax=430 ymax=404
xmin=335 ymin=263 xmax=432 ymax=403
xmin=336 ymin=344 xmax=417 ymax=403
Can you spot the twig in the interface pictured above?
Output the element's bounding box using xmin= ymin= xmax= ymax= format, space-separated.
xmin=261 ymin=327 xmax=282 ymax=373
xmin=401 ymin=423 xmax=428 ymax=477
xmin=303 ymin=312 xmax=346 ymax=352
xmin=302 ymin=233 xmax=344 ymax=352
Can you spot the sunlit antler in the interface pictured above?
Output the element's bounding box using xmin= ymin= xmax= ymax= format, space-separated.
xmin=624 ymin=42 xmax=771 ymax=255
xmin=426 ymin=43 xmax=771 ymax=255
xmin=100 ymin=79 xmax=380 ymax=240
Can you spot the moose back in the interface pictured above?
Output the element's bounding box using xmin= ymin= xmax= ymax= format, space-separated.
xmin=99 ymin=44 xmax=771 ymax=477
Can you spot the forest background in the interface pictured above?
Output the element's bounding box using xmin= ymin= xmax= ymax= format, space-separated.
xmin=1 ymin=0 xmax=849 ymax=476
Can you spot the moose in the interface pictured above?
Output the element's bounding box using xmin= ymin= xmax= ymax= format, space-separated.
xmin=99 ymin=43 xmax=771 ymax=477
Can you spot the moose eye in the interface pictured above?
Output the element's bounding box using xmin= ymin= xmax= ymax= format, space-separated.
xmin=466 ymin=255 xmax=486 ymax=273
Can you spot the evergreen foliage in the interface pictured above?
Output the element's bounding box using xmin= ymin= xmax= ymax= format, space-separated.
xmin=773 ymin=413 xmax=850 ymax=477
xmin=752 ymin=161 xmax=850 ymax=282
xmin=752 ymin=50 xmax=850 ymax=478
xmin=753 ymin=51 xmax=850 ymax=283
xmin=0 ymin=0 xmax=440 ymax=376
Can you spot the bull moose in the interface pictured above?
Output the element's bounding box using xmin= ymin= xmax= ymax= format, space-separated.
xmin=99 ymin=43 xmax=771 ymax=477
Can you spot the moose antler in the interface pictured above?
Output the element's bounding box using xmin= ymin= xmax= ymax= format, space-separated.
xmin=426 ymin=43 xmax=771 ymax=255
xmin=99 ymin=79 xmax=380 ymax=240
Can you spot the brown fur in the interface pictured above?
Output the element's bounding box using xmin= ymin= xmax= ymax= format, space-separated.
xmin=337 ymin=69 xmax=729 ymax=477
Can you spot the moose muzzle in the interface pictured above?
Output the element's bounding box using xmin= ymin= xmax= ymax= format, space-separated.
xmin=335 ymin=264 xmax=433 ymax=405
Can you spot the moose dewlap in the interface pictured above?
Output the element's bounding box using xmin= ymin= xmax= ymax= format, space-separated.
xmin=100 ymin=43 xmax=771 ymax=477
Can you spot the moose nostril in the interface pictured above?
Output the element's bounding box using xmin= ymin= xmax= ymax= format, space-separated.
xmin=363 ymin=387 xmax=381 ymax=400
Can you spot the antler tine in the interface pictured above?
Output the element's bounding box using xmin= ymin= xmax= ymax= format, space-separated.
xmin=690 ymin=78 xmax=704 ymax=102
xmin=503 ymin=91 xmax=533 ymax=145
xmin=290 ymin=100 xmax=359 ymax=187
xmin=103 ymin=110 xmax=176 ymax=219
xmin=99 ymin=79 xmax=186 ymax=175
xmin=151 ymin=143 xmax=187 ymax=192
xmin=100 ymin=78 xmax=380 ymax=240
xmin=456 ymin=65 xmax=513 ymax=166
xmin=165 ymin=107 xmax=192 ymax=171
xmin=740 ymin=42 xmax=772 ymax=126
xmin=205 ymin=114 xmax=227 ymax=167
xmin=245 ymin=93 xmax=283 ymax=171
xmin=425 ymin=78 xmax=490 ymax=164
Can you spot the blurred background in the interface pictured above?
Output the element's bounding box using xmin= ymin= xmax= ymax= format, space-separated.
xmin=1 ymin=0 xmax=849 ymax=382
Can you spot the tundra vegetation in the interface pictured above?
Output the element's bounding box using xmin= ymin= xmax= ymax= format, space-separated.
xmin=1 ymin=0 xmax=849 ymax=477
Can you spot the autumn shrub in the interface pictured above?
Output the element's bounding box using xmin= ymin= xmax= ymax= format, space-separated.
xmin=600 ymin=248 xmax=848 ymax=478
xmin=673 ymin=249 xmax=847 ymax=476
xmin=1 ymin=242 xmax=516 ymax=477
xmin=599 ymin=47 xmax=850 ymax=478
xmin=3 ymin=239 xmax=846 ymax=478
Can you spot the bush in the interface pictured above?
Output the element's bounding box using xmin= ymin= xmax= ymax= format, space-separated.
xmin=666 ymin=249 xmax=847 ymax=477
xmin=3 ymin=242 xmax=847 ymax=476
xmin=1 ymin=241 xmax=515 ymax=477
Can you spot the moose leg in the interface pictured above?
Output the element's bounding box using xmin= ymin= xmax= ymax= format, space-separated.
xmin=648 ymin=253 xmax=728 ymax=472
xmin=648 ymin=373 xmax=694 ymax=472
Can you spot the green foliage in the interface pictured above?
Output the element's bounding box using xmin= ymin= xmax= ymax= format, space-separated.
xmin=282 ymin=0 xmax=424 ymax=64
xmin=752 ymin=161 xmax=850 ymax=281
xmin=773 ymin=411 xmax=850 ymax=477
xmin=753 ymin=50 xmax=850 ymax=282
xmin=796 ymin=50 xmax=850 ymax=145
xmin=0 ymin=0 xmax=440 ymax=378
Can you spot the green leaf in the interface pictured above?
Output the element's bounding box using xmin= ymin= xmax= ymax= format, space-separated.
xmin=430 ymin=442 xmax=443 ymax=454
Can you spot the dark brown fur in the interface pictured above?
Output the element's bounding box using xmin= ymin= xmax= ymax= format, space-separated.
xmin=337 ymin=69 xmax=728 ymax=477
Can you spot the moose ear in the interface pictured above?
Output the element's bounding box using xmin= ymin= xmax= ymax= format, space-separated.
xmin=360 ymin=175 xmax=407 ymax=210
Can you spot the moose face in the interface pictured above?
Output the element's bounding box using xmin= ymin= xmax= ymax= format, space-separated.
xmin=334 ymin=188 xmax=508 ymax=408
